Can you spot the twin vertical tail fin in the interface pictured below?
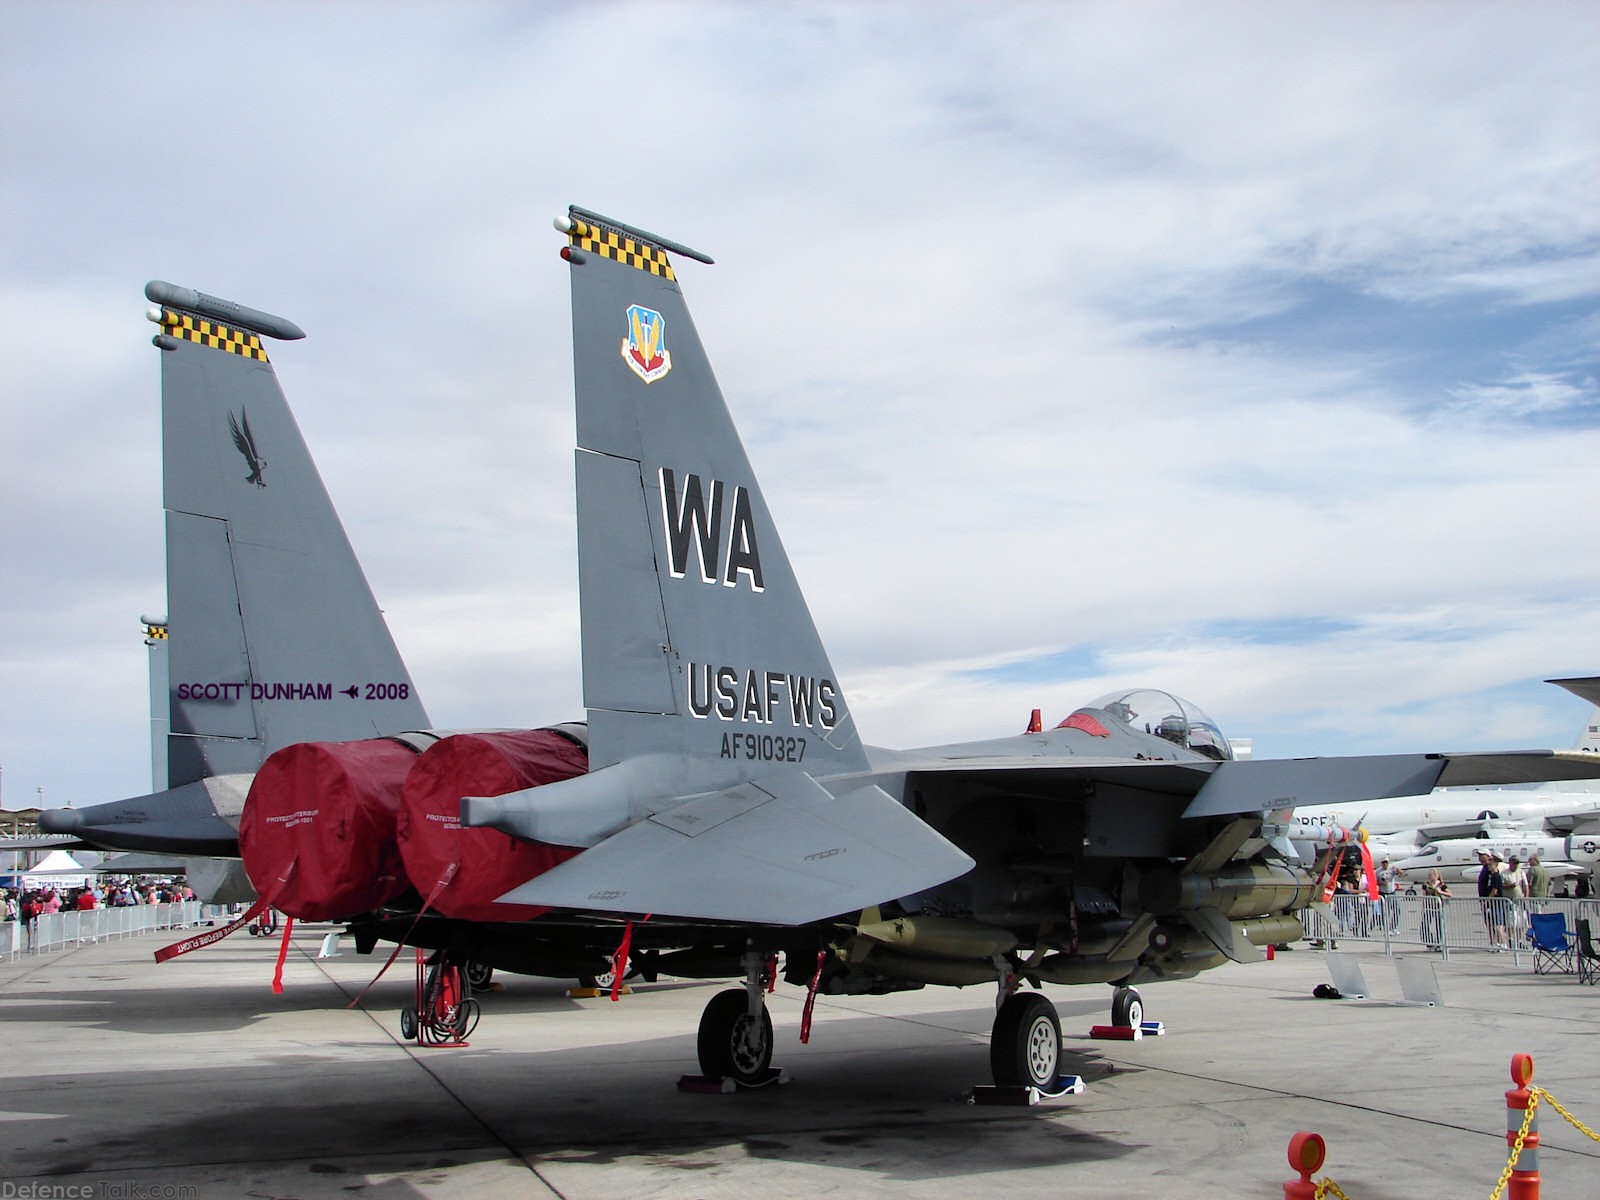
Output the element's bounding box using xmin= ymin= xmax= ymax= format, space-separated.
xmin=147 ymin=281 xmax=429 ymax=786
xmin=561 ymin=209 xmax=868 ymax=780
xmin=472 ymin=212 xmax=976 ymax=921
xmin=41 ymin=283 xmax=430 ymax=861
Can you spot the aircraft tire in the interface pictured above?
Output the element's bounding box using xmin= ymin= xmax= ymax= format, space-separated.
xmin=579 ymin=952 xmax=623 ymax=991
xmin=696 ymin=987 xmax=773 ymax=1085
xmin=399 ymin=1005 xmax=417 ymax=1041
xmin=463 ymin=960 xmax=494 ymax=991
xmin=990 ymin=991 xmax=1061 ymax=1089
xmin=1111 ymin=986 xmax=1143 ymax=1029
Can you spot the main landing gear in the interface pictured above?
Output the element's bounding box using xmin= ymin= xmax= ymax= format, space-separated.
xmin=693 ymin=949 xmax=780 ymax=1088
xmin=990 ymin=991 xmax=1061 ymax=1088
xmin=985 ymin=980 xmax=1146 ymax=1092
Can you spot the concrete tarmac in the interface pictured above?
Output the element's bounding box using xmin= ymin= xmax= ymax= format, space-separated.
xmin=2 ymin=925 xmax=1597 ymax=1199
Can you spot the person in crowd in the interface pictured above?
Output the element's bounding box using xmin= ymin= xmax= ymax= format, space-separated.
xmin=1527 ymin=851 xmax=1550 ymax=906
xmin=1376 ymin=858 xmax=1401 ymax=931
xmin=1420 ymin=867 xmax=1452 ymax=951
xmin=1500 ymin=855 xmax=1528 ymax=944
xmin=75 ymin=886 xmax=97 ymax=911
xmin=1479 ymin=851 xmax=1507 ymax=950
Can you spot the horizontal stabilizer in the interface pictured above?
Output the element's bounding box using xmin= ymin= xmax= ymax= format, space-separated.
xmin=497 ymin=772 xmax=975 ymax=926
xmin=36 ymin=776 xmax=250 ymax=856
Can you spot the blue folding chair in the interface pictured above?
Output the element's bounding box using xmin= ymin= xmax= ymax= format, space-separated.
xmin=1526 ymin=911 xmax=1575 ymax=974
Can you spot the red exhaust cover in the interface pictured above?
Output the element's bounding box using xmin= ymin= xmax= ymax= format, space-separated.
xmin=397 ymin=729 xmax=587 ymax=922
xmin=239 ymin=739 xmax=418 ymax=921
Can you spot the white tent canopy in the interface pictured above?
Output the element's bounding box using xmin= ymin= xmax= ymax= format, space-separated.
xmin=21 ymin=850 xmax=91 ymax=888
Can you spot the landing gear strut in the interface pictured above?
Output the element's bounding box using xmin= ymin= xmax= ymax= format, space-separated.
xmin=694 ymin=949 xmax=776 ymax=1087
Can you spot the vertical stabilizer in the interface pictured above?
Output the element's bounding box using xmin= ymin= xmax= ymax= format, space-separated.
xmin=1547 ymin=678 xmax=1600 ymax=757
xmin=1576 ymin=709 xmax=1600 ymax=756
xmin=148 ymin=282 xmax=428 ymax=785
xmin=560 ymin=210 xmax=868 ymax=779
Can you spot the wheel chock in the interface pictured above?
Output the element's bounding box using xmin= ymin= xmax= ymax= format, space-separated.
xmin=969 ymin=1085 xmax=1039 ymax=1106
xmin=565 ymin=985 xmax=632 ymax=999
xmin=677 ymin=1074 xmax=738 ymax=1094
xmin=676 ymin=1068 xmax=790 ymax=1093
xmin=1139 ymin=1020 xmax=1166 ymax=1036
xmin=969 ymin=1076 xmax=1086 ymax=1106
xmin=1089 ymin=1024 xmax=1143 ymax=1040
xmin=1039 ymin=1074 xmax=1087 ymax=1098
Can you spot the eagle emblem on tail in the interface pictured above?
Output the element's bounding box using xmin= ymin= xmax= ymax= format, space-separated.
xmin=228 ymin=407 xmax=267 ymax=487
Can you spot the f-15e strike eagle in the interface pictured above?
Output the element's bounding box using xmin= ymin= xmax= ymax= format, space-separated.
xmin=457 ymin=207 xmax=1600 ymax=1087
xmin=35 ymin=210 xmax=1600 ymax=1091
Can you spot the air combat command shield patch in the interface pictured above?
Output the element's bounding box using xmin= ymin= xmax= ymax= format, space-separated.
xmin=622 ymin=303 xmax=672 ymax=384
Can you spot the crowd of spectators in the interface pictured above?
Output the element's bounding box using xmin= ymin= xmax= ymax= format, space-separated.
xmin=1 ymin=878 xmax=195 ymax=930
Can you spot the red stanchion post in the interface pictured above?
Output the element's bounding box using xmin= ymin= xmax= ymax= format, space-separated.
xmin=1506 ymin=1053 xmax=1539 ymax=1200
xmin=1283 ymin=1131 xmax=1325 ymax=1199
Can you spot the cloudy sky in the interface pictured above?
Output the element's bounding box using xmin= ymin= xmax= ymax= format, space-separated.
xmin=2 ymin=1 xmax=1596 ymax=809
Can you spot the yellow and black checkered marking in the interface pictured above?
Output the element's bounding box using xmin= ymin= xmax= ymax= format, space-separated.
xmin=570 ymin=219 xmax=675 ymax=281
xmin=160 ymin=309 xmax=270 ymax=362
xmin=144 ymin=623 xmax=168 ymax=640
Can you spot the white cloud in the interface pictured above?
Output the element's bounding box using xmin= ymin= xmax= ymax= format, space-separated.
xmin=1 ymin=1 xmax=1596 ymax=804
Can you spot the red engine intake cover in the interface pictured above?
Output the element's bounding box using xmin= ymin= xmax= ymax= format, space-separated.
xmin=397 ymin=729 xmax=587 ymax=922
xmin=238 ymin=738 xmax=418 ymax=921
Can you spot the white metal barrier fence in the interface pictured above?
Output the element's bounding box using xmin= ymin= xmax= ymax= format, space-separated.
xmin=2 ymin=901 xmax=204 ymax=959
xmin=1301 ymin=893 xmax=1600 ymax=963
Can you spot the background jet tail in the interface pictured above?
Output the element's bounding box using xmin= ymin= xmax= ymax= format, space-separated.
xmin=560 ymin=209 xmax=868 ymax=780
xmin=149 ymin=281 xmax=429 ymax=785
xmin=1548 ymin=677 xmax=1600 ymax=756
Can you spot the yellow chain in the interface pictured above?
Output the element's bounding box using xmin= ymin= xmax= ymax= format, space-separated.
xmin=1302 ymin=1084 xmax=1593 ymax=1200
xmin=1488 ymin=1095 xmax=1540 ymax=1200
xmin=1531 ymin=1085 xmax=1600 ymax=1142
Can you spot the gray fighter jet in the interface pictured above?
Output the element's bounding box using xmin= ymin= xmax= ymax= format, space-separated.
xmin=461 ymin=207 xmax=1600 ymax=1089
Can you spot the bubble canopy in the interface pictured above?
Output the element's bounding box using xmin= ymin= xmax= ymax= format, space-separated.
xmin=1080 ymin=688 xmax=1233 ymax=761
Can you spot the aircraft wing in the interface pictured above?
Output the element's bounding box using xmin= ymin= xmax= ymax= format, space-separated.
xmin=889 ymin=749 xmax=1600 ymax=819
xmin=1185 ymin=751 xmax=1600 ymax=819
xmin=1413 ymin=818 xmax=1509 ymax=842
xmin=498 ymin=771 xmax=975 ymax=926
xmin=1432 ymin=750 xmax=1600 ymax=787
